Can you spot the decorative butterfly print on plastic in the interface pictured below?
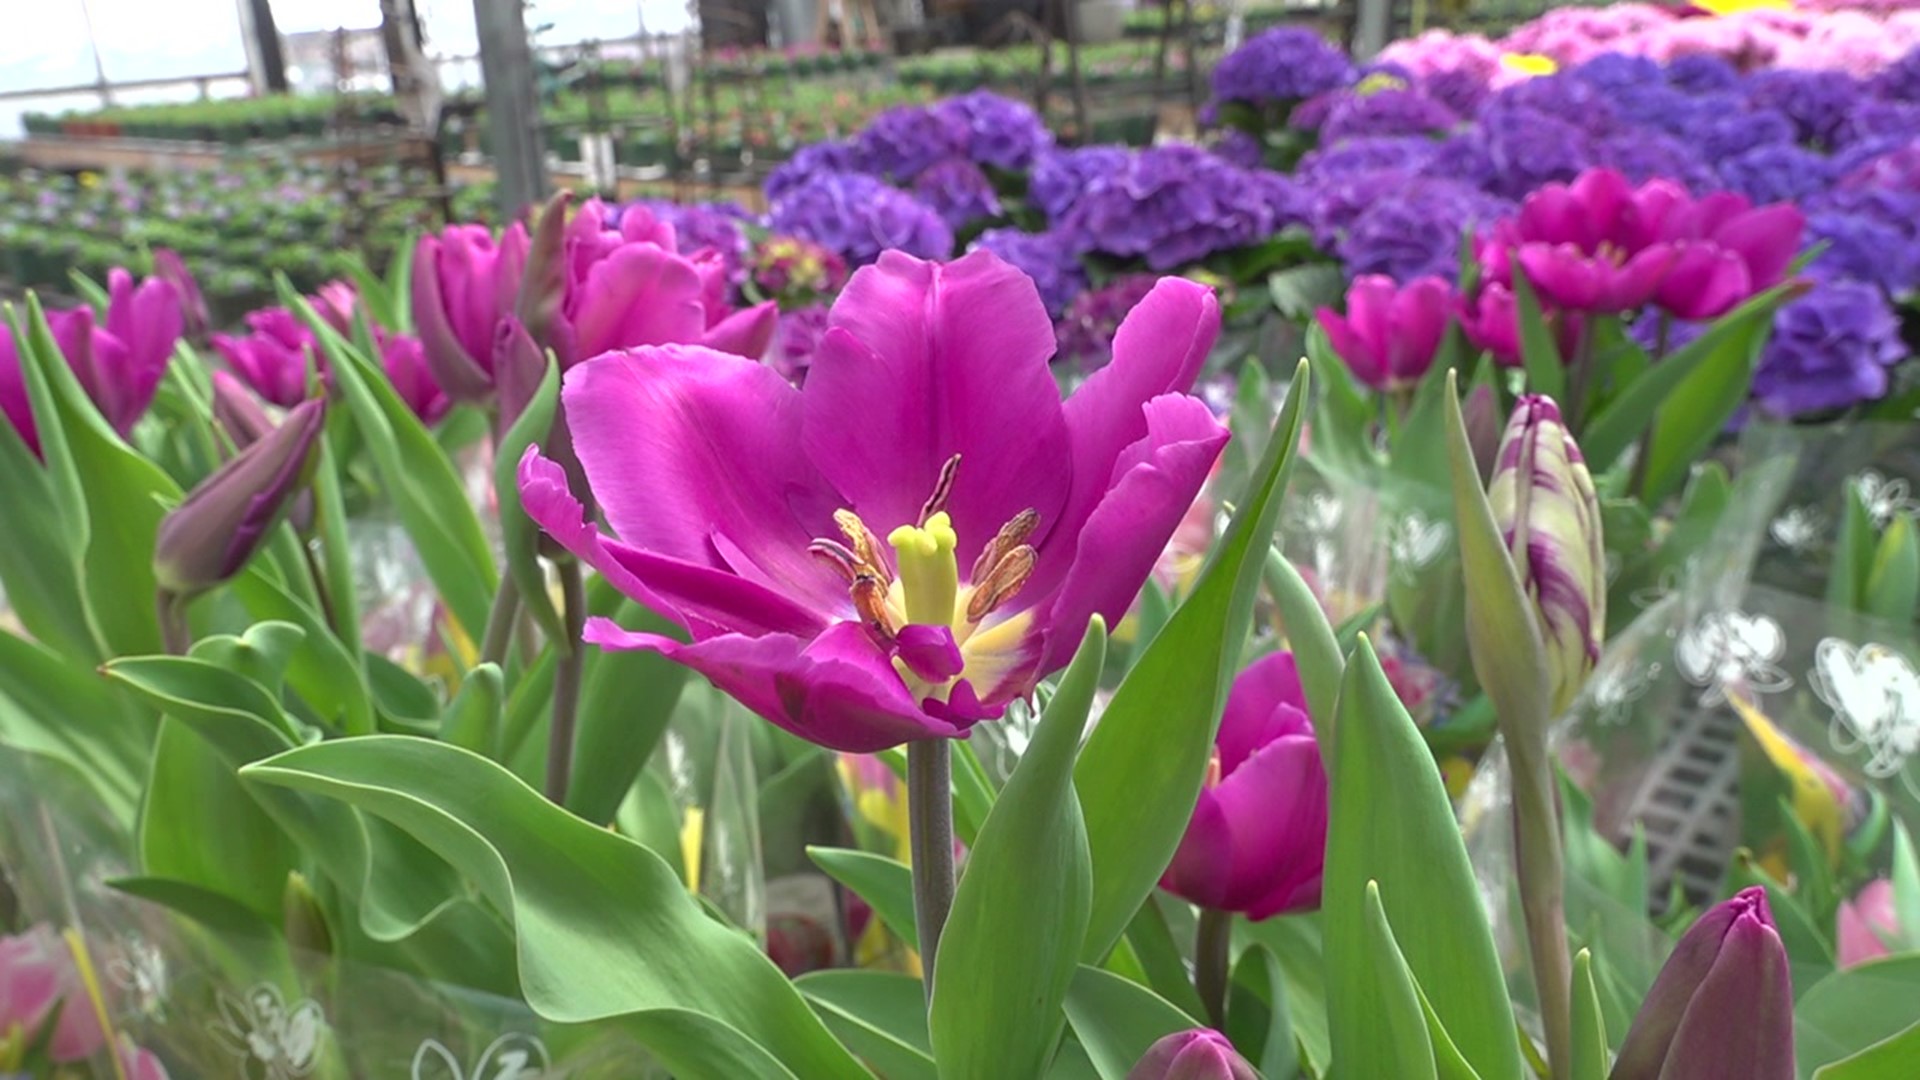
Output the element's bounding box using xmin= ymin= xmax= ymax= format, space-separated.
xmin=1810 ymin=638 xmax=1920 ymax=780
xmin=1674 ymin=610 xmax=1793 ymax=706
xmin=411 ymin=1033 xmax=552 ymax=1080
xmin=208 ymin=983 xmax=325 ymax=1080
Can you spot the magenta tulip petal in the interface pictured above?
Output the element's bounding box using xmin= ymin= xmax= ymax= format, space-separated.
xmin=1160 ymin=789 xmax=1235 ymax=910
xmin=1216 ymin=735 xmax=1327 ymax=918
xmin=1712 ymin=204 xmax=1805 ymax=291
xmin=1026 ymin=395 xmax=1228 ymax=693
xmin=702 ymin=299 xmax=780 ymax=359
xmin=1024 ymin=277 xmax=1221 ymax=604
xmin=0 ymin=331 xmax=36 ymax=455
xmin=1836 ymin=879 xmax=1898 ymax=968
xmin=583 ymin=620 xmax=970 ymax=752
xmin=1658 ymin=246 xmax=1752 ymax=321
xmin=896 ymin=623 xmax=966 ymax=682
xmin=801 ymin=250 xmax=1071 ymax=567
xmin=565 ymin=244 xmax=709 ymax=363
xmin=562 ymin=346 xmax=846 ymax=609
xmin=1217 ymin=651 xmax=1310 ymax=772
xmin=519 ymin=447 xmax=830 ymax=639
xmin=412 ymin=248 xmax=493 ymax=400
xmin=1316 ymin=306 xmax=1385 ymax=388
xmin=1609 ymin=243 xmax=1680 ymax=311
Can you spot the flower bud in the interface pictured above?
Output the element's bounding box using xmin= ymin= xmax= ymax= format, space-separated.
xmin=1612 ymin=887 xmax=1794 ymax=1080
xmin=1314 ymin=274 xmax=1455 ymax=392
xmin=154 ymin=397 xmax=326 ymax=597
xmin=1125 ymin=1029 xmax=1259 ymax=1080
xmin=1486 ymin=394 xmax=1604 ymax=715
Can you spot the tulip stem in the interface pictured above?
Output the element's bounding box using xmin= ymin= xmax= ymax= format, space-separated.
xmin=1512 ymin=750 xmax=1573 ymax=1080
xmin=479 ymin=574 xmax=522 ymax=669
xmin=156 ymin=591 xmax=190 ymax=656
xmin=543 ymin=560 xmax=586 ymax=806
xmin=907 ymin=739 xmax=955 ymax=1003
xmin=1195 ymin=906 xmax=1234 ymax=1029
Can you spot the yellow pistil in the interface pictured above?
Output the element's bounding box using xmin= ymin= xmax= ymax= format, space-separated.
xmin=1500 ymin=52 xmax=1558 ymax=77
xmin=888 ymin=511 xmax=959 ymax=628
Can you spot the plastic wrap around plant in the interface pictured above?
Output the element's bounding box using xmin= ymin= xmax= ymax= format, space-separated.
xmin=1462 ymin=420 xmax=1920 ymax=1075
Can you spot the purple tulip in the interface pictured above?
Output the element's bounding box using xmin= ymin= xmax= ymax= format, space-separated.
xmin=1836 ymin=878 xmax=1900 ymax=968
xmin=1160 ymin=652 xmax=1327 ymax=918
xmin=1612 ymin=887 xmax=1794 ymax=1080
xmin=518 ymin=250 xmax=1227 ymax=752
xmin=1459 ymin=282 xmax=1584 ymax=369
xmin=1315 ymin=275 xmax=1456 ymax=392
xmin=527 ymin=198 xmax=778 ymax=369
xmin=1653 ymin=192 xmax=1806 ymax=321
xmin=1125 ymin=1029 xmax=1259 ymax=1080
xmin=0 ymin=273 xmax=179 ymax=457
xmin=151 ymin=247 xmax=210 ymax=341
xmin=1489 ymin=395 xmax=1604 ymax=716
xmin=377 ymin=331 xmax=451 ymax=426
xmin=311 ymin=279 xmax=360 ymax=335
xmin=154 ymin=397 xmax=327 ymax=597
xmin=212 ymin=308 xmax=320 ymax=409
xmin=210 ymin=370 xmax=275 ymax=451
xmin=1479 ymin=167 xmax=1685 ymax=315
xmin=410 ymin=221 xmax=531 ymax=403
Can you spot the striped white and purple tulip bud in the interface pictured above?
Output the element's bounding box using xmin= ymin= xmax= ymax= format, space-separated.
xmin=1487 ymin=394 xmax=1604 ymax=716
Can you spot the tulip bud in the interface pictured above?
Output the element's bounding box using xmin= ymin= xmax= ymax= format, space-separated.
xmin=152 ymin=248 xmax=210 ymax=342
xmin=1125 ymin=1030 xmax=1259 ymax=1080
xmin=281 ymin=871 xmax=332 ymax=959
xmin=210 ymin=369 xmax=274 ymax=450
xmin=1460 ymin=382 xmax=1502 ymax=485
xmin=1487 ymin=395 xmax=1604 ymax=715
xmin=154 ymin=397 xmax=325 ymax=597
xmin=1612 ymin=887 xmax=1794 ymax=1080
xmin=1314 ymin=274 xmax=1455 ymax=392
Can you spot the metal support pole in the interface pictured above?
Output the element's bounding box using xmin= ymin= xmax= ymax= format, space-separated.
xmin=473 ymin=0 xmax=551 ymax=220
xmin=245 ymin=0 xmax=291 ymax=92
xmin=1352 ymin=0 xmax=1391 ymax=61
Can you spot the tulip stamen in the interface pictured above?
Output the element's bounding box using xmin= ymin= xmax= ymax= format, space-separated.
xmin=850 ymin=574 xmax=898 ymax=644
xmin=966 ymin=544 xmax=1036 ymax=623
xmin=969 ymin=507 xmax=1040 ymax=583
xmin=918 ymin=454 xmax=962 ymax=526
xmin=808 ymin=538 xmax=864 ymax=581
xmin=835 ymin=508 xmax=893 ymax=587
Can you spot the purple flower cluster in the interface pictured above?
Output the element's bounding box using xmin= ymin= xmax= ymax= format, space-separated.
xmin=1055 ymin=144 xmax=1309 ymax=271
xmin=1211 ymin=28 xmax=1357 ymax=108
xmin=621 ymin=199 xmax=752 ymax=283
xmin=970 ymin=228 xmax=1086 ymax=316
xmin=1054 ymin=274 xmax=1163 ymax=370
xmin=1753 ymin=280 xmax=1906 ymax=417
xmin=767 ymin=171 xmax=954 ymax=267
xmin=913 ymin=159 xmax=1004 ymax=232
xmin=1029 ymin=145 xmax=1132 ymax=221
xmin=846 ymin=91 xmax=1054 ymax=183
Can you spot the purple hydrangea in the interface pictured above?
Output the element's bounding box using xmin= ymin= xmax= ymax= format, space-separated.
xmin=1055 ymin=274 xmax=1163 ymax=370
xmin=855 ymin=104 xmax=969 ymax=182
xmin=1684 ymin=102 xmax=1798 ymax=164
xmin=1210 ymin=27 xmax=1356 ymax=107
xmin=1332 ymin=177 xmax=1511 ymax=283
xmin=626 ymin=199 xmax=751 ymax=274
xmin=1743 ymin=69 xmax=1864 ymax=148
xmin=1873 ymin=46 xmax=1920 ymax=103
xmin=1627 ymin=313 xmax=1708 ymax=357
xmin=1827 ymin=135 xmax=1920 ymax=181
xmin=1028 ymin=144 xmax=1132 ymax=222
xmin=1316 ymin=88 xmax=1458 ymax=141
xmin=1805 ymin=211 xmax=1920 ymax=295
xmin=1606 ymin=84 xmax=1702 ymax=137
xmin=1214 ymin=129 xmax=1266 ymax=169
xmin=1489 ymin=75 xmax=1618 ymax=137
xmin=1835 ymin=99 xmax=1920 ymax=147
xmin=1752 ymin=281 xmax=1906 ymax=416
xmin=1572 ymin=52 xmax=1665 ymax=91
xmin=936 ymin=90 xmax=1054 ymax=171
xmin=1459 ymin=107 xmax=1594 ymax=201
xmin=1057 ymin=145 xmax=1309 ymax=271
xmin=1717 ymin=143 xmax=1834 ymax=204
xmin=1666 ymin=54 xmax=1741 ymax=95
xmin=1297 ymin=135 xmax=1442 ymax=180
xmin=766 ymin=139 xmax=871 ymax=201
xmin=1593 ymin=131 xmax=1716 ymax=191
xmin=971 ymin=228 xmax=1087 ymax=315
xmin=913 ymin=158 xmax=1005 ymax=231
xmin=1418 ymin=68 xmax=1495 ymax=117
xmin=767 ymin=171 xmax=954 ymax=266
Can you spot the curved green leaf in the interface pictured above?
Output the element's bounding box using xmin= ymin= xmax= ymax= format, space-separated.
xmin=1324 ymin=639 xmax=1523 ymax=1080
xmin=240 ymin=736 xmax=868 ymax=1078
xmin=1263 ymin=547 xmax=1342 ymax=737
xmin=800 ymin=971 xmax=936 ymax=1080
xmin=1813 ymin=1018 xmax=1920 ymax=1079
xmin=1062 ymin=964 xmax=1201 ymax=1080
xmin=1795 ymin=956 xmax=1920 ymax=1076
xmin=1352 ymin=882 xmax=1438 ymax=1080
xmin=1569 ymin=950 xmax=1606 ymax=1080
xmin=932 ymin=619 xmax=1104 ymax=1079
xmin=1077 ymin=361 xmax=1309 ymax=962
xmin=809 ymin=847 xmax=917 ymax=945
xmin=566 ymin=599 xmax=689 ymax=824
xmin=492 ymin=353 xmax=564 ymax=643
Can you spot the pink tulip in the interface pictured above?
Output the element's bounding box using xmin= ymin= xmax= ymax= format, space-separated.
xmin=212 ymin=308 xmax=319 ymax=409
xmin=1654 ymin=194 xmax=1805 ymax=321
xmin=411 ymin=221 xmax=531 ymax=402
xmin=1160 ymin=651 xmax=1327 ymax=918
xmin=1837 ymin=879 xmax=1901 ymax=968
xmin=1479 ymin=168 xmax=1687 ymax=315
xmin=0 ymin=269 xmax=180 ymax=457
xmin=1315 ymin=274 xmax=1456 ymax=391
xmin=0 ymin=925 xmax=107 ymax=1063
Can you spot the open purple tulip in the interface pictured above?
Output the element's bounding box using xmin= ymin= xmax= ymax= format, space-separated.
xmin=1612 ymin=886 xmax=1794 ymax=1080
xmin=519 ymin=250 xmax=1227 ymax=752
xmin=1315 ymin=274 xmax=1456 ymax=391
xmin=0 ymin=272 xmax=180 ymax=458
xmin=411 ymin=221 xmax=531 ymax=403
xmin=1160 ymin=651 xmax=1328 ymax=918
xmin=151 ymin=248 xmax=210 ymax=342
xmin=376 ymin=330 xmax=452 ymax=426
xmin=1653 ymin=193 xmax=1806 ymax=321
xmin=212 ymin=307 xmax=320 ymax=409
xmin=1479 ymin=167 xmax=1684 ymax=315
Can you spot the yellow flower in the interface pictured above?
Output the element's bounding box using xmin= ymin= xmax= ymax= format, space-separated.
xmin=77 ymin=170 xmax=100 ymax=189
xmin=1355 ymin=71 xmax=1409 ymax=96
xmin=1692 ymin=0 xmax=1792 ymax=13
xmin=1500 ymin=53 xmax=1559 ymax=77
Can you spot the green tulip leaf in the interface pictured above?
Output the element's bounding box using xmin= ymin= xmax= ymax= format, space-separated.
xmin=1864 ymin=514 xmax=1920 ymax=625
xmin=1890 ymin=822 xmax=1920 ymax=953
xmin=1511 ymin=269 xmax=1566 ymax=403
xmin=1638 ymin=304 xmax=1774 ymax=503
xmin=240 ymin=735 xmax=869 ymax=1079
xmin=1263 ymin=547 xmax=1343 ymax=736
xmin=1829 ymin=486 xmax=1877 ymax=614
xmin=1062 ymin=964 xmax=1202 ymax=1080
xmin=1324 ymin=638 xmax=1523 ymax=1080
xmin=139 ymin=718 xmax=300 ymax=921
xmin=491 ymin=351 xmax=566 ymax=644
xmin=931 ymin=619 xmax=1104 ymax=1079
xmin=1812 ymin=1018 xmax=1920 ymax=1079
xmin=566 ymin=598 xmax=690 ymax=824
xmin=1224 ymin=942 xmax=1298 ymax=1080
xmin=0 ymin=631 xmax=146 ymax=823
xmin=1794 ymin=956 xmax=1920 ymax=1076
xmin=1077 ymin=361 xmax=1308 ymax=962
xmin=799 ymin=971 xmax=936 ymax=1080
xmin=1569 ymin=950 xmax=1607 ymax=1080
xmin=282 ymin=281 xmax=497 ymax=643
xmin=808 ymin=847 xmax=917 ymax=946
xmin=228 ymin=559 xmax=377 ymax=736
xmin=1352 ymin=881 xmax=1438 ymax=1080
xmin=1123 ymin=896 xmax=1209 ymax=1022
xmin=441 ymin=662 xmax=505 ymax=757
